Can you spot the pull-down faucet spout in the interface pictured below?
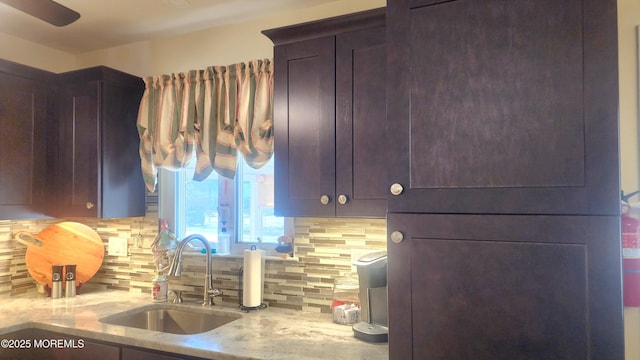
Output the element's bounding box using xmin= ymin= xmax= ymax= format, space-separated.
xmin=168 ymin=234 xmax=221 ymax=306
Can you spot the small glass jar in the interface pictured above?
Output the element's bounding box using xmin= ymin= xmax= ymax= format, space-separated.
xmin=332 ymin=276 xmax=361 ymax=325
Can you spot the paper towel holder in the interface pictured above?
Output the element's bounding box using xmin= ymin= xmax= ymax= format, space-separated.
xmin=239 ymin=245 xmax=267 ymax=312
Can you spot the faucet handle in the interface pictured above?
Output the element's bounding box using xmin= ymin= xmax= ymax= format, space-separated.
xmin=168 ymin=290 xmax=183 ymax=304
xmin=209 ymin=288 xmax=223 ymax=296
xmin=207 ymin=288 xmax=223 ymax=304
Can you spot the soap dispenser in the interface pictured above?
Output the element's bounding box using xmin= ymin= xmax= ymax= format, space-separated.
xmin=151 ymin=264 xmax=168 ymax=302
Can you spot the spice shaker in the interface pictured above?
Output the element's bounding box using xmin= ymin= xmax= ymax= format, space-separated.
xmin=65 ymin=264 xmax=76 ymax=297
xmin=51 ymin=265 xmax=63 ymax=299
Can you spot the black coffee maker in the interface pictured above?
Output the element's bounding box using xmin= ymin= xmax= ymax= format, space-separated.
xmin=352 ymin=251 xmax=388 ymax=343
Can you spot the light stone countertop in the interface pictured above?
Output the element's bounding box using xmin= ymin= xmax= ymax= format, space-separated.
xmin=0 ymin=286 xmax=389 ymax=360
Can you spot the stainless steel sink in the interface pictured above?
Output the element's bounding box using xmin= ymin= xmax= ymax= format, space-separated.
xmin=99 ymin=304 xmax=241 ymax=334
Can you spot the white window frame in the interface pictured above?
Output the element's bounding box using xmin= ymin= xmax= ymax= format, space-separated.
xmin=158 ymin=163 xmax=292 ymax=257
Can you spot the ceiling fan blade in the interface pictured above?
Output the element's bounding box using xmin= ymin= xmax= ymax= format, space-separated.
xmin=0 ymin=0 xmax=80 ymax=27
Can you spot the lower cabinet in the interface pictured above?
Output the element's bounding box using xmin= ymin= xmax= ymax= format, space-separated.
xmin=387 ymin=213 xmax=624 ymax=360
xmin=121 ymin=347 xmax=185 ymax=360
xmin=0 ymin=329 xmax=208 ymax=360
xmin=55 ymin=339 xmax=118 ymax=360
xmin=0 ymin=329 xmax=118 ymax=360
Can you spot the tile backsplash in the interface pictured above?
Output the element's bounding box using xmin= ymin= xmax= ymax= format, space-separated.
xmin=0 ymin=195 xmax=386 ymax=314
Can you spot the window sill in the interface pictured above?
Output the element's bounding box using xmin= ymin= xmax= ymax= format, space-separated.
xmin=179 ymin=248 xmax=298 ymax=262
xmin=214 ymin=253 xmax=299 ymax=262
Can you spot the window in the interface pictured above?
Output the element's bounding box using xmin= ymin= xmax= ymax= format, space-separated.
xmin=238 ymin=160 xmax=281 ymax=243
xmin=158 ymin=157 xmax=286 ymax=255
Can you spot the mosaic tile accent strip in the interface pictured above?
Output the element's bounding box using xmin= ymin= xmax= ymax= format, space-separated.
xmin=0 ymin=193 xmax=387 ymax=314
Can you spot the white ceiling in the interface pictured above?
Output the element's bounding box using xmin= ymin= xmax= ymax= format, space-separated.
xmin=0 ymin=0 xmax=337 ymax=54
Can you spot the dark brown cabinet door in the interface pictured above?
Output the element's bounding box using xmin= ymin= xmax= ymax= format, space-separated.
xmin=387 ymin=213 xmax=623 ymax=360
xmin=58 ymin=80 xmax=100 ymax=217
xmin=272 ymin=36 xmax=336 ymax=218
xmin=100 ymin=71 xmax=147 ymax=218
xmin=122 ymin=347 xmax=186 ymax=360
xmin=266 ymin=8 xmax=387 ymax=218
xmin=0 ymin=329 xmax=120 ymax=360
xmin=336 ymin=25 xmax=387 ymax=218
xmin=56 ymin=67 xmax=145 ymax=218
xmin=57 ymin=339 xmax=120 ymax=360
xmin=0 ymin=61 xmax=52 ymax=220
xmin=386 ymin=0 xmax=620 ymax=216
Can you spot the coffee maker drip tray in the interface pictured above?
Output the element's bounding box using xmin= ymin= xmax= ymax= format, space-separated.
xmin=353 ymin=322 xmax=388 ymax=343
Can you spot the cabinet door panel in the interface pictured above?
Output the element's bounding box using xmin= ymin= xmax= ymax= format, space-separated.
xmin=336 ymin=26 xmax=387 ymax=218
xmin=386 ymin=0 xmax=619 ymax=215
xmin=58 ymin=81 xmax=99 ymax=217
xmin=387 ymin=213 xmax=623 ymax=360
xmin=288 ymin=56 xmax=323 ymax=199
xmin=101 ymin=79 xmax=146 ymax=218
xmin=122 ymin=347 xmax=184 ymax=360
xmin=0 ymin=72 xmax=47 ymax=219
xmin=0 ymin=329 xmax=119 ymax=360
xmin=410 ymin=0 xmax=583 ymax=189
xmin=59 ymin=340 xmax=120 ymax=360
xmin=273 ymin=37 xmax=335 ymax=217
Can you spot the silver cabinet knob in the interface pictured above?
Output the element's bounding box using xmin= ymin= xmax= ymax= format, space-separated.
xmin=390 ymin=183 xmax=404 ymax=196
xmin=390 ymin=231 xmax=404 ymax=243
xmin=337 ymin=194 xmax=348 ymax=205
xmin=320 ymin=195 xmax=331 ymax=205
xmin=86 ymin=202 xmax=95 ymax=209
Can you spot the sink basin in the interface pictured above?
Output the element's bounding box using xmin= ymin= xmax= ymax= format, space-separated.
xmin=99 ymin=304 xmax=241 ymax=335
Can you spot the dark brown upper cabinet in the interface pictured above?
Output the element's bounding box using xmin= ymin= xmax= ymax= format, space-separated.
xmin=54 ymin=66 xmax=145 ymax=218
xmin=263 ymin=8 xmax=387 ymax=218
xmin=0 ymin=59 xmax=55 ymax=220
xmin=386 ymin=0 xmax=620 ymax=216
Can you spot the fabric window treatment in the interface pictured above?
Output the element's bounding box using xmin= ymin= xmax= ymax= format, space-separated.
xmin=137 ymin=59 xmax=274 ymax=192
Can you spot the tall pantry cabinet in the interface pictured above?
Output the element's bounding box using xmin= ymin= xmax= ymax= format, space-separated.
xmin=385 ymin=0 xmax=622 ymax=359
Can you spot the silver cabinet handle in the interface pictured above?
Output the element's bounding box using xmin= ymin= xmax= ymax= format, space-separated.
xmin=320 ymin=195 xmax=331 ymax=205
xmin=390 ymin=183 xmax=404 ymax=196
xmin=390 ymin=231 xmax=404 ymax=243
xmin=337 ymin=194 xmax=348 ymax=205
xmin=86 ymin=202 xmax=95 ymax=209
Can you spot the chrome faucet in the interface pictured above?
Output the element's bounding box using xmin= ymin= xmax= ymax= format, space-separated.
xmin=167 ymin=234 xmax=223 ymax=306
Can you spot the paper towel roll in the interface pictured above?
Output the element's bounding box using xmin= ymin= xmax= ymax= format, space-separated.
xmin=243 ymin=247 xmax=265 ymax=307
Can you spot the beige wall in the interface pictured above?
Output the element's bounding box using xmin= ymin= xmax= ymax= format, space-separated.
xmin=74 ymin=0 xmax=385 ymax=77
xmin=620 ymin=0 xmax=640 ymax=357
xmin=0 ymin=33 xmax=75 ymax=72
xmin=619 ymin=0 xmax=640 ymax=193
xmin=0 ymin=0 xmax=384 ymax=75
xmin=75 ymin=0 xmax=385 ymax=76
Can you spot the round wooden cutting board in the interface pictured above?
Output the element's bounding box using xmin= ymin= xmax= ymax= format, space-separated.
xmin=15 ymin=222 xmax=105 ymax=288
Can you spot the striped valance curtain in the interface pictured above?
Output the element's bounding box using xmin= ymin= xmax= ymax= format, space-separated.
xmin=136 ymin=59 xmax=274 ymax=192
